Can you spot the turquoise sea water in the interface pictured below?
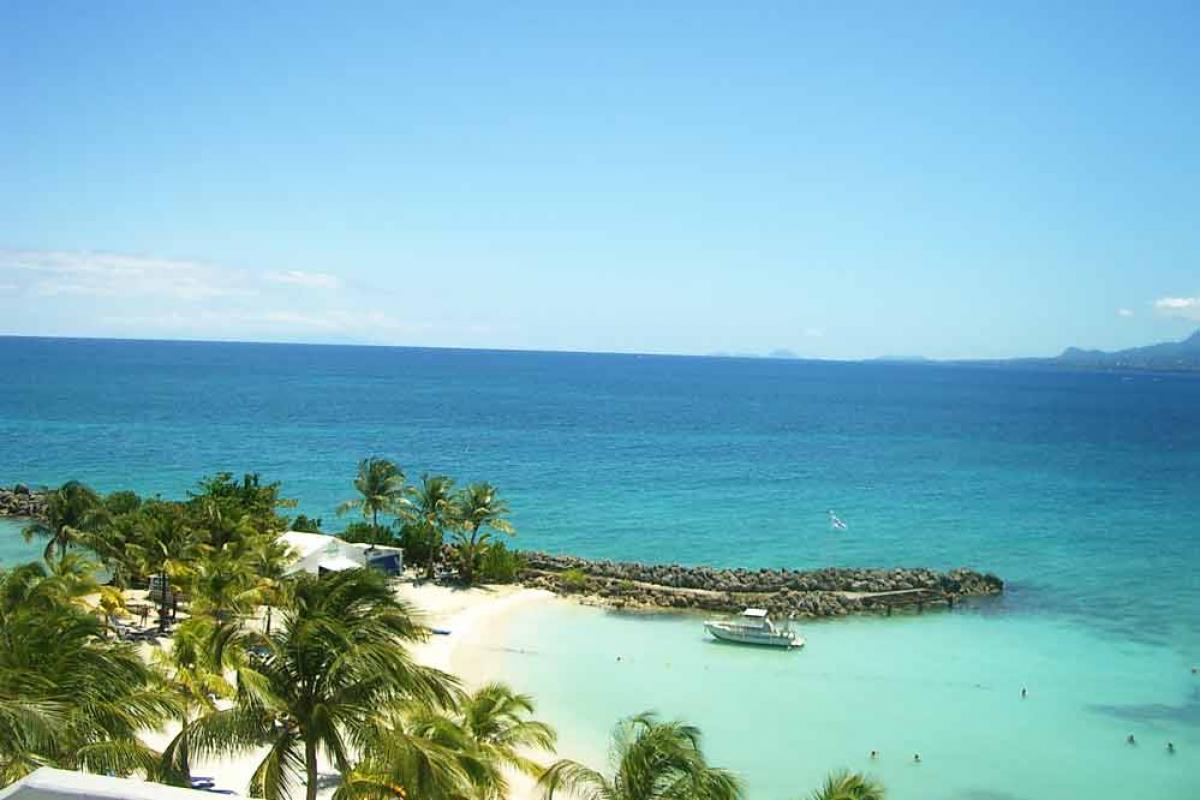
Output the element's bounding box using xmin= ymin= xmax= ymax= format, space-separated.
xmin=1 ymin=336 xmax=1198 ymax=797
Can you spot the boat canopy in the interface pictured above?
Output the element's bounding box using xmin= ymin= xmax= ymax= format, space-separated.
xmin=742 ymin=608 xmax=769 ymax=618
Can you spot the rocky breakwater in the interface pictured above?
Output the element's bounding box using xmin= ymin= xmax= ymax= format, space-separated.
xmin=519 ymin=552 xmax=1003 ymax=619
xmin=0 ymin=485 xmax=47 ymax=519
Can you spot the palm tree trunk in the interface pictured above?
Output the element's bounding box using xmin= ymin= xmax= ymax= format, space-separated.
xmin=179 ymin=718 xmax=192 ymax=784
xmin=304 ymin=737 xmax=319 ymax=800
xmin=159 ymin=569 xmax=170 ymax=632
xmin=462 ymin=526 xmax=479 ymax=584
xmin=425 ymin=523 xmax=438 ymax=579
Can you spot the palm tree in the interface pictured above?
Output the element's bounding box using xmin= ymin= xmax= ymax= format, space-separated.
xmin=539 ymin=713 xmax=742 ymax=800
xmin=191 ymin=496 xmax=258 ymax=552
xmin=154 ymin=618 xmax=240 ymax=787
xmin=338 ymin=705 xmax=498 ymax=800
xmin=81 ymin=508 xmax=143 ymax=588
xmin=337 ymin=458 xmax=411 ymax=533
xmin=245 ymin=533 xmax=293 ymax=635
xmin=458 ymin=683 xmax=556 ymax=791
xmin=130 ymin=501 xmax=201 ymax=632
xmin=187 ymin=568 xmax=458 ymax=800
xmin=188 ymin=549 xmax=262 ymax=623
xmin=0 ymin=561 xmax=176 ymax=785
xmin=95 ymin=585 xmax=128 ymax=639
xmin=807 ymin=771 xmax=885 ymax=800
xmin=452 ymin=484 xmax=514 ymax=585
xmin=412 ymin=474 xmax=456 ymax=580
xmin=22 ymin=480 xmax=103 ymax=564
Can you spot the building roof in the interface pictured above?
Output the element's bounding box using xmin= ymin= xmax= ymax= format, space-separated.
xmin=0 ymin=768 xmax=243 ymax=800
xmin=318 ymin=555 xmax=363 ymax=572
xmin=279 ymin=530 xmax=341 ymax=559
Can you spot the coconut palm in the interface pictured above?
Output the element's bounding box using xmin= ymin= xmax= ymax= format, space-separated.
xmin=806 ymin=771 xmax=885 ymax=800
xmin=539 ymin=713 xmax=742 ymax=800
xmin=130 ymin=501 xmax=201 ymax=632
xmin=95 ymin=585 xmax=129 ymax=639
xmin=451 ymin=483 xmax=514 ymax=585
xmin=337 ymin=458 xmax=411 ymax=533
xmin=192 ymin=496 xmax=259 ymax=552
xmin=245 ymin=533 xmax=294 ymax=635
xmin=0 ymin=561 xmax=176 ymax=785
xmin=412 ymin=474 xmax=456 ymax=579
xmin=81 ymin=508 xmax=143 ymax=588
xmin=187 ymin=568 xmax=458 ymax=800
xmin=21 ymin=480 xmax=103 ymax=564
xmin=458 ymin=683 xmax=556 ymax=788
xmin=154 ymin=618 xmax=240 ymax=786
xmin=338 ymin=705 xmax=498 ymax=800
xmin=188 ymin=549 xmax=262 ymax=623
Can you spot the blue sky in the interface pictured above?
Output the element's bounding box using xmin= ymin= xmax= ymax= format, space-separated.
xmin=2 ymin=1 xmax=1197 ymax=358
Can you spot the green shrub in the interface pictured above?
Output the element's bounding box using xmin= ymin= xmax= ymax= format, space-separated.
xmin=341 ymin=522 xmax=397 ymax=545
xmin=560 ymin=567 xmax=589 ymax=592
xmin=397 ymin=522 xmax=437 ymax=567
xmin=478 ymin=542 xmax=525 ymax=584
xmin=289 ymin=513 xmax=323 ymax=533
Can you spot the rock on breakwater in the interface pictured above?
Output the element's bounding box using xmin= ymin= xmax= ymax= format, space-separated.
xmin=519 ymin=551 xmax=1003 ymax=619
xmin=0 ymin=485 xmax=46 ymax=519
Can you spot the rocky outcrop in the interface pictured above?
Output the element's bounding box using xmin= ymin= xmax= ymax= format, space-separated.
xmin=0 ymin=485 xmax=47 ymax=519
xmin=519 ymin=552 xmax=1002 ymax=619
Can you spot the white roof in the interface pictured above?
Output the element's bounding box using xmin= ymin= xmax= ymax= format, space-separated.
xmin=0 ymin=768 xmax=243 ymax=800
xmin=741 ymin=608 xmax=769 ymax=618
xmin=279 ymin=530 xmax=342 ymax=559
xmin=318 ymin=555 xmax=362 ymax=572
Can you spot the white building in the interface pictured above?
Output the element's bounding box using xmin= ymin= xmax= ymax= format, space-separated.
xmin=0 ymin=768 xmax=244 ymax=800
xmin=279 ymin=530 xmax=403 ymax=576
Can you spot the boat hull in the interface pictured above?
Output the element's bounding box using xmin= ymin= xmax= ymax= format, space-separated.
xmin=704 ymin=622 xmax=804 ymax=649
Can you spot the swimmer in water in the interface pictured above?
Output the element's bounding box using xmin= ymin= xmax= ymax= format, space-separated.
xmin=913 ymin=753 xmax=921 ymax=764
xmin=1126 ymin=734 xmax=1136 ymax=745
xmin=1021 ymin=687 xmax=1027 ymax=699
xmin=870 ymin=750 xmax=878 ymax=759
xmin=1167 ymin=742 xmax=1175 ymax=754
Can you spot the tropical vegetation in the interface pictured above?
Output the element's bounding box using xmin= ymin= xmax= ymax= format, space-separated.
xmin=539 ymin=713 xmax=743 ymax=800
xmin=0 ymin=468 xmax=886 ymax=800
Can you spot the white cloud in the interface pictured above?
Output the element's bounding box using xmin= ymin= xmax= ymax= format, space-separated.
xmin=265 ymin=270 xmax=342 ymax=290
xmin=1154 ymin=296 xmax=1200 ymax=320
xmin=0 ymin=250 xmax=251 ymax=300
xmin=1116 ymin=308 xmax=1134 ymax=317
xmin=0 ymin=249 xmax=421 ymax=344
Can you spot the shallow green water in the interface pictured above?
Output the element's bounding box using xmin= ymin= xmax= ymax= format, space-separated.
xmin=0 ymin=518 xmax=46 ymax=563
xmin=474 ymin=599 xmax=1198 ymax=800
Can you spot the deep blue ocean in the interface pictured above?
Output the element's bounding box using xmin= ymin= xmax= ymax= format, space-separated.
xmin=1 ymin=336 xmax=1198 ymax=797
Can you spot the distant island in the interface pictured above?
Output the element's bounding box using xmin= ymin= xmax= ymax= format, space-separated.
xmin=749 ymin=328 xmax=1200 ymax=372
xmin=880 ymin=328 xmax=1200 ymax=373
xmin=1046 ymin=328 xmax=1200 ymax=372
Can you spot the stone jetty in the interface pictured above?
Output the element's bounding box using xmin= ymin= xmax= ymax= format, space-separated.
xmin=519 ymin=551 xmax=1003 ymax=619
xmin=0 ymin=485 xmax=46 ymax=519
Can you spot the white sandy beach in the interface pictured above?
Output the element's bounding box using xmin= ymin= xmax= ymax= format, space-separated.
xmin=141 ymin=580 xmax=556 ymax=800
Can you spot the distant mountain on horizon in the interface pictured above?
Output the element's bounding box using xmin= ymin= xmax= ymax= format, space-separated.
xmin=844 ymin=329 xmax=1200 ymax=373
xmin=1047 ymin=328 xmax=1200 ymax=372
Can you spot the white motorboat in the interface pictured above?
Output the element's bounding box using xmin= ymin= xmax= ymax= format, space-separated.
xmin=704 ymin=608 xmax=804 ymax=649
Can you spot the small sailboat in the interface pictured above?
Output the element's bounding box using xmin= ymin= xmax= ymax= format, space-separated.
xmin=704 ymin=608 xmax=804 ymax=649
